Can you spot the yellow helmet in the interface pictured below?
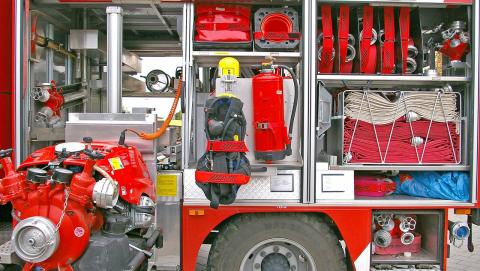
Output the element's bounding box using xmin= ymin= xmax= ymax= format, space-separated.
xmin=218 ymin=57 xmax=240 ymax=77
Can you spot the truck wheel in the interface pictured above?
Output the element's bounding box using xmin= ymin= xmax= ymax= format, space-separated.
xmin=207 ymin=213 xmax=347 ymax=271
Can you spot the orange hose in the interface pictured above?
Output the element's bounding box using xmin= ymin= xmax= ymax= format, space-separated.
xmin=139 ymin=76 xmax=183 ymax=140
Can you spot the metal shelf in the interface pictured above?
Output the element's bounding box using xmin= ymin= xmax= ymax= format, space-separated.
xmin=371 ymin=249 xmax=439 ymax=265
xmin=122 ymin=91 xmax=176 ymax=98
xmin=330 ymin=165 xmax=470 ymax=171
xmin=317 ymin=74 xmax=470 ymax=88
xmin=317 ymin=0 xmax=471 ymax=5
xmin=192 ymin=51 xmax=301 ymax=66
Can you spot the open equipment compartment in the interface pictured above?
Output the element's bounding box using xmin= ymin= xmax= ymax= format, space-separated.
xmin=315 ymin=1 xmax=477 ymax=205
xmin=183 ymin=0 xmax=306 ymax=204
xmin=371 ymin=210 xmax=445 ymax=270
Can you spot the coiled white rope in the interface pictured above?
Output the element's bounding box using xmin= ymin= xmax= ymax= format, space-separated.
xmin=344 ymin=91 xmax=459 ymax=124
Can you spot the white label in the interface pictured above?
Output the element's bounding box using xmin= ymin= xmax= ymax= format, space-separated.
xmin=270 ymin=175 xmax=293 ymax=192
xmin=322 ymin=174 xmax=346 ymax=192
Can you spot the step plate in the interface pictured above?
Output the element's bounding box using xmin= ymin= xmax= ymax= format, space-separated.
xmin=0 ymin=241 xmax=20 ymax=264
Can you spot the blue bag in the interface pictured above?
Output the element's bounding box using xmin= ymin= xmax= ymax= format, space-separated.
xmin=393 ymin=171 xmax=470 ymax=201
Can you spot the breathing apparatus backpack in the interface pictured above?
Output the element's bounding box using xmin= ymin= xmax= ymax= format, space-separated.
xmin=195 ymin=94 xmax=251 ymax=208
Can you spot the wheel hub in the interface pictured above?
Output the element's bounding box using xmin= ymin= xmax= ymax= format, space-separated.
xmin=241 ymin=238 xmax=316 ymax=271
xmin=261 ymin=253 xmax=290 ymax=271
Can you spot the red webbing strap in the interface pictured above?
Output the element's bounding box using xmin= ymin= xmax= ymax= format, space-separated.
xmin=360 ymin=6 xmax=375 ymax=73
xmin=319 ymin=5 xmax=334 ymax=73
xmin=355 ymin=182 xmax=396 ymax=193
xmin=253 ymin=32 xmax=301 ymax=41
xmin=197 ymin=22 xmax=251 ymax=31
xmin=381 ymin=7 xmax=395 ymax=74
xmin=338 ymin=5 xmax=352 ymax=73
xmin=399 ymin=7 xmax=411 ymax=74
xmin=206 ymin=140 xmax=248 ymax=153
xmin=195 ymin=171 xmax=250 ymax=185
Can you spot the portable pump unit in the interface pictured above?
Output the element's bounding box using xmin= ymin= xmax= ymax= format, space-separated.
xmin=252 ymin=61 xmax=299 ymax=162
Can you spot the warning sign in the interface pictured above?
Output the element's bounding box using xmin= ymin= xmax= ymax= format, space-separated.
xmin=108 ymin=157 xmax=124 ymax=170
xmin=157 ymin=174 xmax=178 ymax=197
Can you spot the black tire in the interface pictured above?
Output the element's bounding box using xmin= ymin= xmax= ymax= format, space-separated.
xmin=207 ymin=213 xmax=347 ymax=271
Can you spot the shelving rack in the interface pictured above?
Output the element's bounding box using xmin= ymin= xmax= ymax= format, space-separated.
xmin=181 ymin=0 xmax=479 ymax=207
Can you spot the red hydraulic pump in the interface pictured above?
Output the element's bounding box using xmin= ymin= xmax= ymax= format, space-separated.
xmin=252 ymin=61 xmax=299 ymax=161
xmin=0 ymin=140 xmax=156 ymax=271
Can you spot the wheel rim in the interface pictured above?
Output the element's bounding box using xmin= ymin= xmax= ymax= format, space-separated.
xmin=239 ymin=238 xmax=317 ymax=271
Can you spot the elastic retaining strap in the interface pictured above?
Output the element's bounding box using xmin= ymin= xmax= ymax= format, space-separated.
xmin=399 ymin=7 xmax=411 ymax=74
xmin=207 ymin=140 xmax=248 ymax=153
xmin=319 ymin=5 xmax=334 ymax=73
xmin=382 ymin=7 xmax=395 ymax=74
xmin=360 ymin=6 xmax=376 ymax=73
xmin=338 ymin=5 xmax=352 ymax=73
xmin=195 ymin=171 xmax=250 ymax=185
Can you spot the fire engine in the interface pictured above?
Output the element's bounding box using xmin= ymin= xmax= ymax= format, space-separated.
xmin=0 ymin=0 xmax=479 ymax=271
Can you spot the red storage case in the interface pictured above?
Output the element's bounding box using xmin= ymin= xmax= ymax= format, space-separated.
xmin=194 ymin=4 xmax=252 ymax=50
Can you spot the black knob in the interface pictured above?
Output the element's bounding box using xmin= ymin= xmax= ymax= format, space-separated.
xmin=26 ymin=168 xmax=48 ymax=184
xmin=52 ymin=168 xmax=73 ymax=184
xmin=83 ymin=137 xmax=93 ymax=144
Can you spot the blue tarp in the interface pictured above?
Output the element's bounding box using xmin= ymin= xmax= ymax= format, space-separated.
xmin=393 ymin=171 xmax=470 ymax=201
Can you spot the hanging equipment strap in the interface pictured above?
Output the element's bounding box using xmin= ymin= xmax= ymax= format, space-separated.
xmin=360 ymin=5 xmax=375 ymax=73
xmin=319 ymin=5 xmax=334 ymax=73
xmin=399 ymin=7 xmax=411 ymax=74
xmin=338 ymin=5 xmax=351 ymax=73
xmin=382 ymin=7 xmax=395 ymax=74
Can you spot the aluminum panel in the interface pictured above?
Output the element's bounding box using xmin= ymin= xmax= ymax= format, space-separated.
xmin=183 ymin=169 xmax=301 ymax=201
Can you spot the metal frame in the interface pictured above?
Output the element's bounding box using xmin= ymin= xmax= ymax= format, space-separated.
xmin=14 ymin=0 xmax=24 ymax=167
xmin=339 ymin=90 xmax=463 ymax=166
xmin=180 ymin=0 xmax=479 ymax=207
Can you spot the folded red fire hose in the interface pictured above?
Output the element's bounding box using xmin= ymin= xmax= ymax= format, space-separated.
xmin=343 ymin=117 xmax=460 ymax=164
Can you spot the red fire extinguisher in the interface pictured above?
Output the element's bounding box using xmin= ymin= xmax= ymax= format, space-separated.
xmin=252 ymin=61 xmax=299 ymax=162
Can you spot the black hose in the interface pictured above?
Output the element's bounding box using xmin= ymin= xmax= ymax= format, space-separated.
xmin=124 ymin=230 xmax=161 ymax=271
xmin=58 ymin=83 xmax=82 ymax=94
xmin=277 ymin=65 xmax=299 ymax=140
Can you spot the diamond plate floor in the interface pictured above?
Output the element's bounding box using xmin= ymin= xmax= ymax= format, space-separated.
xmin=0 ymin=222 xmax=12 ymax=245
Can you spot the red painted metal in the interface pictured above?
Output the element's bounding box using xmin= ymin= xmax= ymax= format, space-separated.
xmin=0 ymin=0 xmax=13 ymax=151
xmin=0 ymin=154 xmax=102 ymax=271
xmin=182 ymin=205 xmax=372 ymax=271
xmin=19 ymin=142 xmax=155 ymax=204
xmin=43 ymin=80 xmax=65 ymax=117
xmin=194 ymin=4 xmax=251 ymax=43
xmin=0 ymin=142 xmax=154 ymax=269
xmin=252 ymin=68 xmax=290 ymax=161
xmin=439 ymin=33 xmax=469 ymax=62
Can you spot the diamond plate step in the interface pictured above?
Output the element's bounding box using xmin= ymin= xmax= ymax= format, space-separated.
xmin=0 ymin=241 xmax=20 ymax=264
